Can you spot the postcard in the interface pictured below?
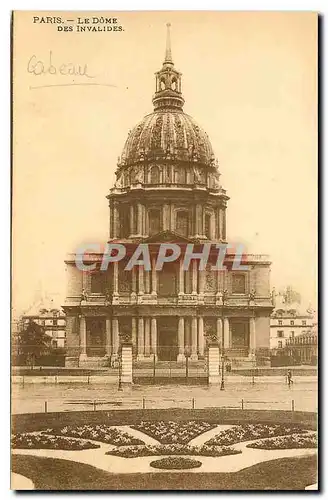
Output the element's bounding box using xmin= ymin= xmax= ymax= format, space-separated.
xmin=11 ymin=11 xmax=318 ymax=491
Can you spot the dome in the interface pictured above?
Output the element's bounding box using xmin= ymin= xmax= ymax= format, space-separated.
xmin=116 ymin=23 xmax=217 ymax=172
xmin=120 ymin=110 xmax=215 ymax=168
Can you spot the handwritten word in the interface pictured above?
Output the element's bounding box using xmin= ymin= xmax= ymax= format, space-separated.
xmin=27 ymin=51 xmax=94 ymax=78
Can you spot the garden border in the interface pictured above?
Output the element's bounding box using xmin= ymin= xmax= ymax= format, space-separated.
xmin=12 ymin=408 xmax=317 ymax=434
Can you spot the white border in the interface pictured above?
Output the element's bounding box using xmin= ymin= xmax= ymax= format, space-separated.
xmin=2 ymin=2 xmax=325 ymax=498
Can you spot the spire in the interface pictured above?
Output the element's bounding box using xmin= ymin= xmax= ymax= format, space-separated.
xmin=152 ymin=23 xmax=185 ymax=111
xmin=164 ymin=22 xmax=173 ymax=66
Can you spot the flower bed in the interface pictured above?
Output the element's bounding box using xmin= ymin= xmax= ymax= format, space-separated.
xmin=12 ymin=433 xmax=100 ymax=450
xmin=205 ymin=424 xmax=308 ymax=446
xmin=42 ymin=425 xmax=144 ymax=446
xmin=247 ymin=432 xmax=317 ymax=450
xmin=106 ymin=443 xmax=241 ymax=458
xmin=150 ymin=457 xmax=202 ymax=470
xmin=132 ymin=421 xmax=217 ymax=444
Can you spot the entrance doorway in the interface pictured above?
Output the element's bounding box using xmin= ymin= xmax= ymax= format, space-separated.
xmin=157 ymin=317 xmax=178 ymax=361
xmin=86 ymin=318 xmax=106 ymax=357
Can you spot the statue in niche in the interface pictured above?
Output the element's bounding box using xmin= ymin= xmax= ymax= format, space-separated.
xmin=81 ymin=288 xmax=88 ymax=302
xmin=248 ymin=289 xmax=256 ymax=304
xmin=222 ymin=288 xmax=229 ymax=303
xmin=114 ymin=173 xmax=123 ymax=188
xmin=205 ymin=270 xmax=215 ymax=291
xmin=104 ymin=288 xmax=111 ymax=306
xmin=131 ymin=166 xmax=143 ymax=184
xmin=213 ymin=171 xmax=221 ymax=189
xmin=193 ymin=165 xmax=201 ymax=183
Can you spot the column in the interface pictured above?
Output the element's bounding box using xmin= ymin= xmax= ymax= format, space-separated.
xmin=151 ymin=256 xmax=157 ymax=296
xmin=199 ymin=268 xmax=205 ymax=302
xmin=144 ymin=317 xmax=151 ymax=356
xmin=105 ymin=318 xmax=112 ymax=357
xmin=131 ymin=317 xmax=137 ymax=355
xmin=177 ymin=316 xmax=185 ymax=362
xmin=79 ymin=315 xmax=87 ymax=359
xmin=137 ymin=317 xmax=144 ymax=360
xmin=138 ymin=266 xmax=144 ymax=295
xmin=216 ymin=317 xmax=223 ymax=347
xmin=249 ymin=316 xmax=256 ymax=356
xmin=113 ymin=202 xmax=119 ymax=239
xmin=223 ymin=317 xmax=230 ymax=349
xmin=163 ymin=204 xmax=170 ymax=230
xmin=137 ymin=203 xmax=143 ymax=236
xmin=129 ymin=205 xmax=134 ymax=236
xmin=198 ymin=316 xmax=204 ymax=358
xmin=191 ymin=316 xmax=198 ymax=360
xmin=144 ymin=270 xmax=150 ymax=294
xmin=112 ymin=317 xmax=119 ymax=360
xmin=151 ymin=317 xmax=157 ymax=359
xmin=108 ymin=204 xmax=112 ymax=240
xmin=142 ymin=205 xmax=146 ymax=236
xmin=178 ymin=259 xmax=184 ymax=296
xmin=170 ymin=204 xmax=174 ymax=232
xmin=218 ymin=209 xmax=223 ymax=240
xmin=192 ymin=260 xmax=197 ymax=295
xmin=222 ymin=209 xmax=226 ymax=240
xmin=196 ymin=204 xmax=203 ymax=237
xmin=216 ymin=207 xmax=220 ymax=240
xmin=113 ymin=261 xmax=119 ymax=297
xmin=131 ymin=267 xmax=137 ymax=302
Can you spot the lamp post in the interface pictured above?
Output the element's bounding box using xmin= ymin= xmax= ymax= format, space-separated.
xmin=220 ymin=289 xmax=228 ymax=391
xmin=118 ymin=341 xmax=123 ymax=391
xmin=249 ymin=290 xmax=256 ymax=385
xmin=185 ymin=346 xmax=191 ymax=383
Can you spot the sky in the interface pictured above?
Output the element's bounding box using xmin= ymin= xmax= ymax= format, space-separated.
xmin=12 ymin=11 xmax=317 ymax=315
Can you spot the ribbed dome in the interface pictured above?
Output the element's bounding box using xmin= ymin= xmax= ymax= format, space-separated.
xmin=120 ymin=110 xmax=215 ymax=167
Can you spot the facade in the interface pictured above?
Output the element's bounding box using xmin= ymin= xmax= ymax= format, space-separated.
xmin=64 ymin=25 xmax=274 ymax=368
xmin=284 ymin=327 xmax=318 ymax=365
xmin=270 ymin=306 xmax=314 ymax=351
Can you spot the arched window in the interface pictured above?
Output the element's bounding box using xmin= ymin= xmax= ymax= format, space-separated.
xmin=149 ymin=209 xmax=161 ymax=236
xmin=205 ymin=213 xmax=211 ymax=239
xmin=176 ymin=168 xmax=187 ymax=184
xmin=150 ymin=165 xmax=160 ymax=184
xmin=176 ymin=210 xmax=189 ymax=237
xmin=120 ymin=206 xmax=130 ymax=238
xmin=160 ymin=79 xmax=166 ymax=90
xmin=158 ymin=263 xmax=177 ymax=297
xmin=171 ymin=78 xmax=177 ymax=90
xmin=123 ymin=171 xmax=130 ymax=187
xmin=130 ymin=167 xmax=137 ymax=184
xmin=91 ymin=270 xmax=107 ymax=294
xmin=232 ymin=273 xmax=246 ymax=294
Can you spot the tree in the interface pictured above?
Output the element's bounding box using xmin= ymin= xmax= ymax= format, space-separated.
xmin=17 ymin=320 xmax=52 ymax=367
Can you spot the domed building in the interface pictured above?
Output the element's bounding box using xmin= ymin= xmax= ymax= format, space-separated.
xmin=64 ymin=25 xmax=274 ymax=371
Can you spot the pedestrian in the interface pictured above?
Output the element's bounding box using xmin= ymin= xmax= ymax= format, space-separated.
xmin=287 ymin=369 xmax=293 ymax=386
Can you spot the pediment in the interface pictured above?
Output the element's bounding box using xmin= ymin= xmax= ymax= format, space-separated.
xmin=143 ymin=230 xmax=195 ymax=244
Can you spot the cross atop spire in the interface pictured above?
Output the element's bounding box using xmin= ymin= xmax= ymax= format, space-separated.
xmin=164 ymin=22 xmax=173 ymax=66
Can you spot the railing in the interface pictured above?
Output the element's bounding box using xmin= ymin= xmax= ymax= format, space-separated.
xmin=12 ymin=397 xmax=300 ymax=415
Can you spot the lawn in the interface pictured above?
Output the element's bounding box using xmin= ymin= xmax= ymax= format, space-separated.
xmin=12 ymin=454 xmax=317 ymax=490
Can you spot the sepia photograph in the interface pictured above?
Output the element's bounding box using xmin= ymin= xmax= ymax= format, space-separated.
xmin=11 ymin=10 xmax=318 ymax=491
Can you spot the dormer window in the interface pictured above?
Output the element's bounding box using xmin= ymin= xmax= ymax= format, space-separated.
xmin=176 ymin=210 xmax=189 ymax=237
xmin=149 ymin=209 xmax=161 ymax=236
xmin=150 ymin=165 xmax=160 ymax=184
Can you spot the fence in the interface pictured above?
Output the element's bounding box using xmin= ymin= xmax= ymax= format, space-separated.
xmin=12 ymin=397 xmax=298 ymax=415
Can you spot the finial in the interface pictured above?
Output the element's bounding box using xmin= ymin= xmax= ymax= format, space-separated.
xmin=164 ymin=22 xmax=173 ymax=65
